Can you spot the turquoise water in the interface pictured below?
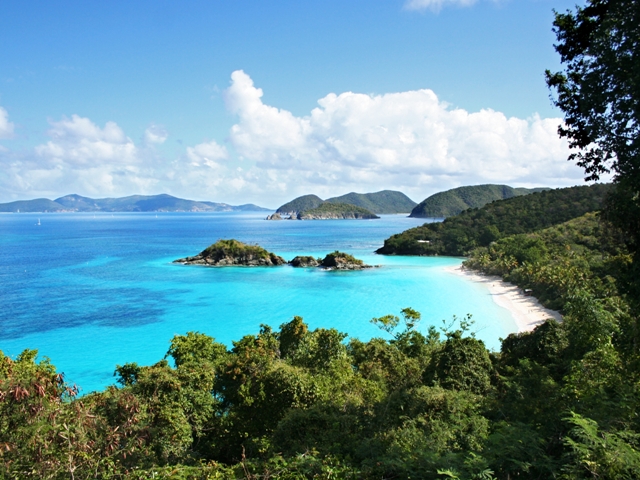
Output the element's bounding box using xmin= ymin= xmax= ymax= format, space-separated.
xmin=0 ymin=212 xmax=516 ymax=393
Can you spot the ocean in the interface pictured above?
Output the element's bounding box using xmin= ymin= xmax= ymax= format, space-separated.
xmin=0 ymin=212 xmax=516 ymax=393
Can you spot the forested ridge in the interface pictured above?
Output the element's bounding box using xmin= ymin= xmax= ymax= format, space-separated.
xmin=377 ymin=184 xmax=612 ymax=256
xmin=409 ymin=184 xmax=548 ymax=218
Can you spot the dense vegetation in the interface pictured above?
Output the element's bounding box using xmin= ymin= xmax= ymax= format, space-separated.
xmin=377 ymin=184 xmax=612 ymax=256
xmin=410 ymin=184 xmax=548 ymax=218
xmin=199 ymin=239 xmax=273 ymax=260
xmin=325 ymin=190 xmax=417 ymax=214
xmin=297 ymin=202 xmax=379 ymax=219
xmin=464 ymin=212 xmax=629 ymax=310
xmin=320 ymin=250 xmax=365 ymax=268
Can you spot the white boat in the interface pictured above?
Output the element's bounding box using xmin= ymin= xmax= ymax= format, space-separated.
xmin=36 ymin=218 xmax=41 ymax=226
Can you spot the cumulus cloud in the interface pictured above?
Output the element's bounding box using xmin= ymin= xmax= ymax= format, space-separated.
xmin=186 ymin=140 xmax=228 ymax=167
xmin=144 ymin=124 xmax=168 ymax=145
xmin=35 ymin=115 xmax=137 ymax=167
xmin=0 ymin=73 xmax=585 ymax=207
xmin=8 ymin=115 xmax=158 ymax=197
xmin=218 ymin=70 xmax=581 ymax=203
xmin=404 ymin=0 xmax=479 ymax=12
xmin=0 ymin=107 xmax=15 ymax=139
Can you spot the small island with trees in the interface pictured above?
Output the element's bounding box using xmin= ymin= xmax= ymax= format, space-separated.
xmin=268 ymin=190 xmax=416 ymax=220
xmin=174 ymin=240 xmax=374 ymax=270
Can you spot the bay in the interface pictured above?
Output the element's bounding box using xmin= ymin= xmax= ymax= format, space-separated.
xmin=0 ymin=212 xmax=516 ymax=393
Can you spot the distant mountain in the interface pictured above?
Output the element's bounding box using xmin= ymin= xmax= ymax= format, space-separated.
xmin=0 ymin=198 xmax=69 ymax=213
xmin=325 ymin=190 xmax=416 ymax=214
xmin=276 ymin=195 xmax=325 ymax=215
xmin=0 ymin=194 xmax=270 ymax=213
xmin=275 ymin=190 xmax=416 ymax=215
xmin=410 ymin=184 xmax=549 ymax=218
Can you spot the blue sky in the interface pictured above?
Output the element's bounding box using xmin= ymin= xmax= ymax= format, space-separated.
xmin=0 ymin=0 xmax=589 ymax=207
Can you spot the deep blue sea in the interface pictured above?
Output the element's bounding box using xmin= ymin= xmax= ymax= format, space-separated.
xmin=0 ymin=212 xmax=515 ymax=393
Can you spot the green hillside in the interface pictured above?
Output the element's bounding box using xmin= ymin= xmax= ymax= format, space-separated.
xmin=377 ymin=183 xmax=612 ymax=256
xmin=325 ymin=190 xmax=416 ymax=214
xmin=297 ymin=202 xmax=379 ymax=219
xmin=275 ymin=191 xmax=415 ymax=215
xmin=410 ymin=184 xmax=548 ymax=218
xmin=275 ymin=194 xmax=324 ymax=214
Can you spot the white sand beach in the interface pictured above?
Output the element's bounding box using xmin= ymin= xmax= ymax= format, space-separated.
xmin=445 ymin=265 xmax=562 ymax=333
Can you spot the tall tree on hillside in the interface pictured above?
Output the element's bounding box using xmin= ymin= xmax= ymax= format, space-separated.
xmin=546 ymin=0 xmax=640 ymax=250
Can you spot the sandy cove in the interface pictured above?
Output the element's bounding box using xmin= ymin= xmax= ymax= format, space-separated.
xmin=444 ymin=265 xmax=562 ymax=333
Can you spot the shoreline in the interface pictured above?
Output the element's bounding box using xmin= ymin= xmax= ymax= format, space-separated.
xmin=444 ymin=265 xmax=562 ymax=333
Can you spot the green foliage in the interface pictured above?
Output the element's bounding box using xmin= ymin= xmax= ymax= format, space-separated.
xmin=464 ymin=212 xmax=628 ymax=311
xmin=298 ymin=202 xmax=379 ymax=219
xmin=411 ymin=184 xmax=547 ymax=218
xmin=546 ymin=0 xmax=639 ymax=188
xmin=320 ymin=250 xmax=364 ymax=267
xmin=378 ymin=184 xmax=612 ymax=256
xmin=428 ymin=331 xmax=493 ymax=395
xmin=165 ymin=331 xmax=227 ymax=367
xmin=201 ymin=239 xmax=274 ymax=261
xmin=562 ymin=413 xmax=640 ymax=480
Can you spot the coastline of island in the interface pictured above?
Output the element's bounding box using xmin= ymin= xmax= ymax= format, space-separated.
xmin=443 ymin=264 xmax=562 ymax=333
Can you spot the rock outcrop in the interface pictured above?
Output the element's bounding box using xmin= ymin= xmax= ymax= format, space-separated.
xmin=290 ymin=256 xmax=320 ymax=267
xmin=266 ymin=213 xmax=283 ymax=220
xmin=174 ymin=239 xmax=286 ymax=266
xmin=319 ymin=251 xmax=373 ymax=270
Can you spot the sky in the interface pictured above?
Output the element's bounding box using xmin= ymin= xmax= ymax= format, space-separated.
xmin=0 ymin=0 xmax=591 ymax=208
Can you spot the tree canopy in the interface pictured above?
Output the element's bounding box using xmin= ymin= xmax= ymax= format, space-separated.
xmin=546 ymin=0 xmax=640 ymax=249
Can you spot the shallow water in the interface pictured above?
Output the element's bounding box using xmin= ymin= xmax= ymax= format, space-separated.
xmin=0 ymin=212 xmax=515 ymax=393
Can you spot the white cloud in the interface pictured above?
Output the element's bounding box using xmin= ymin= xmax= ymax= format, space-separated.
xmin=144 ymin=124 xmax=168 ymax=145
xmin=0 ymin=107 xmax=15 ymax=139
xmin=404 ymin=0 xmax=479 ymax=12
xmin=218 ymin=70 xmax=582 ymax=203
xmin=35 ymin=115 xmax=137 ymax=168
xmin=7 ymin=115 xmax=156 ymax=197
xmin=186 ymin=140 xmax=228 ymax=167
xmin=0 ymin=73 xmax=586 ymax=207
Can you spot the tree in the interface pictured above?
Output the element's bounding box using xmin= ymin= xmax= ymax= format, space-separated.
xmin=546 ymin=0 xmax=640 ymax=248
